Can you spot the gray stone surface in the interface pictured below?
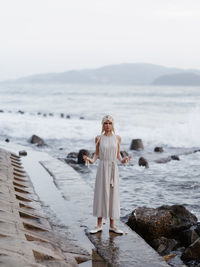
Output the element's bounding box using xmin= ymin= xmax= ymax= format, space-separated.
xmin=0 ymin=147 xmax=81 ymax=266
xmin=0 ymin=143 xmax=169 ymax=266
xmin=41 ymin=158 xmax=169 ymax=266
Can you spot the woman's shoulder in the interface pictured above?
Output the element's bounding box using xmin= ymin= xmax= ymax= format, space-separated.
xmin=115 ymin=134 xmax=121 ymax=143
xmin=95 ymin=135 xmax=102 ymax=143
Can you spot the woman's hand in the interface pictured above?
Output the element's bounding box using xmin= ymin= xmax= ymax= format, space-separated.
xmin=121 ymin=156 xmax=131 ymax=164
xmin=83 ymin=155 xmax=94 ymax=164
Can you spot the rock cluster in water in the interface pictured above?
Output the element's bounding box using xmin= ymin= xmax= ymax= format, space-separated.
xmin=127 ymin=205 xmax=200 ymax=266
xmin=65 ymin=149 xmax=131 ymax=166
xmin=29 ymin=134 xmax=46 ymax=146
xmin=129 ymin=138 xmax=200 ymax=168
xmin=130 ymin=139 xmax=144 ymax=150
xmin=0 ymin=109 xmax=73 ymax=119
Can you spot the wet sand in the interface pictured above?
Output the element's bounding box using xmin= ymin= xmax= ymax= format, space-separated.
xmin=0 ymin=142 xmax=169 ymax=266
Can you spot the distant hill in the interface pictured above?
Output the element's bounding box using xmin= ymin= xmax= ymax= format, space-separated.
xmin=152 ymin=72 xmax=200 ymax=86
xmin=2 ymin=63 xmax=200 ymax=86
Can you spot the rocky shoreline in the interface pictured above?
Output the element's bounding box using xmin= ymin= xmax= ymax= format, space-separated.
xmin=0 ymin=143 xmax=171 ymax=266
xmin=1 ymin=138 xmax=200 ymax=266
xmin=127 ymin=205 xmax=200 ymax=267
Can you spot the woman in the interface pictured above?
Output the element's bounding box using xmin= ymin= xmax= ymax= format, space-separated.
xmin=83 ymin=115 xmax=131 ymax=234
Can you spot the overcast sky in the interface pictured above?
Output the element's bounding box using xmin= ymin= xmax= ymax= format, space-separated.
xmin=0 ymin=0 xmax=200 ymax=80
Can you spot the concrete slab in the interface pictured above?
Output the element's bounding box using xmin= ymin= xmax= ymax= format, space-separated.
xmin=0 ymin=143 xmax=169 ymax=266
xmin=0 ymin=147 xmax=83 ymax=266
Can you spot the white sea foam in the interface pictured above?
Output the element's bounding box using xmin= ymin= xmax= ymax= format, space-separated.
xmin=0 ymin=113 xmax=99 ymax=140
xmin=1 ymin=83 xmax=200 ymax=219
xmin=0 ymin=100 xmax=200 ymax=148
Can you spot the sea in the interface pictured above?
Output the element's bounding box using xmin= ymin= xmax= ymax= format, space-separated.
xmin=0 ymin=82 xmax=200 ymax=220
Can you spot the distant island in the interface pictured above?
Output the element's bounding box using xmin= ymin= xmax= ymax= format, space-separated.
xmin=2 ymin=63 xmax=200 ymax=86
xmin=152 ymin=72 xmax=200 ymax=86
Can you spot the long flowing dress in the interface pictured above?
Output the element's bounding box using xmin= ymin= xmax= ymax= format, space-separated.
xmin=93 ymin=134 xmax=120 ymax=219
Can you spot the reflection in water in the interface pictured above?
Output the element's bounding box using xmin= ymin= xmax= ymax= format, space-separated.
xmin=88 ymin=231 xmax=120 ymax=266
xmin=91 ymin=249 xmax=108 ymax=267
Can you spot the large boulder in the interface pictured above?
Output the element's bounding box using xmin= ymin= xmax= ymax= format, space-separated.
xmin=130 ymin=139 xmax=144 ymax=150
xmin=138 ymin=157 xmax=149 ymax=168
xmin=67 ymin=152 xmax=78 ymax=159
xmin=154 ymin=147 xmax=164 ymax=153
xmin=171 ymin=155 xmax=180 ymax=161
xmin=151 ymin=237 xmax=178 ymax=256
xmin=179 ymin=226 xmax=200 ymax=247
xmin=77 ymin=149 xmax=91 ymax=164
xmin=127 ymin=205 xmax=197 ymax=242
xmin=195 ymin=223 xmax=200 ymax=236
xmin=30 ymin=135 xmax=46 ymax=146
xmin=181 ymin=237 xmax=200 ymax=261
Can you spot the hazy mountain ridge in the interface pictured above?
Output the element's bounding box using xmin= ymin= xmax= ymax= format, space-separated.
xmin=2 ymin=63 xmax=200 ymax=86
xmin=153 ymin=72 xmax=200 ymax=86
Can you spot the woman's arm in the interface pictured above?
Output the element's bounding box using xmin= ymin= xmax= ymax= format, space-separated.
xmin=83 ymin=136 xmax=100 ymax=164
xmin=117 ymin=135 xmax=123 ymax=162
xmin=117 ymin=135 xmax=131 ymax=164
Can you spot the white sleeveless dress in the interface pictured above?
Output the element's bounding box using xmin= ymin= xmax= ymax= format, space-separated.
xmin=93 ymin=134 xmax=120 ymax=219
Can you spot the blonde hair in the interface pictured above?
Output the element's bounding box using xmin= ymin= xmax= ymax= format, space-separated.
xmin=101 ymin=115 xmax=115 ymax=134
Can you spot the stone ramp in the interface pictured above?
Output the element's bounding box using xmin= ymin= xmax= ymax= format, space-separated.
xmin=0 ymin=148 xmax=81 ymax=266
xmin=41 ymin=159 xmax=169 ymax=266
xmin=0 ymin=143 xmax=169 ymax=266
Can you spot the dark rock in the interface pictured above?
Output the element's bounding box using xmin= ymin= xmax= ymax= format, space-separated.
xmin=19 ymin=150 xmax=27 ymax=156
xmin=37 ymin=112 xmax=41 ymax=115
xmin=130 ymin=139 xmax=144 ymax=150
xmin=120 ymin=151 xmax=129 ymax=158
xmin=180 ymin=226 xmax=200 ymax=247
xmin=171 ymin=155 xmax=180 ymax=160
xmin=151 ymin=237 xmax=178 ymax=256
xmin=127 ymin=206 xmax=172 ymax=242
xmin=158 ymin=205 xmax=198 ymax=232
xmin=181 ymin=237 xmax=200 ymax=261
xmin=43 ymin=113 xmax=47 ymax=117
xmin=66 ymin=115 xmax=70 ymax=119
xmin=18 ymin=110 xmax=24 ymax=114
xmin=77 ymin=149 xmax=90 ymax=164
xmin=65 ymin=158 xmax=77 ymax=164
xmin=60 ymin=113 xmax=64 ymax=118
xmin=155 ymin=155 xmax=180 ymax=163
xmin=138 ymin=157 xmax=149 ymax=168
xmin=5 ymin=138 xmax=10 ymax=142
xmin=154 ymin=147 xmax=164 ymax=153
xmin=195 ymin=223 xmax=200 ymax=236
xmin=155 ymin=157 xmax=171 ymax=164
xmin=0 ymin=110 xmax=4 ymax=113
xmin=80 ymin=116 xmax=84 ymax=120
xmin=127 ymin=205 xmax=197 ymax=242
xmin=59 ymin=148 xmax=63 ymax=150
xmin=30 ymin=135 xmax=46 ymax=146
xmin=67 ymin=152 xmax=78 ymax=159
xmin=49 ymin=113 xmax=53 ymax=116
